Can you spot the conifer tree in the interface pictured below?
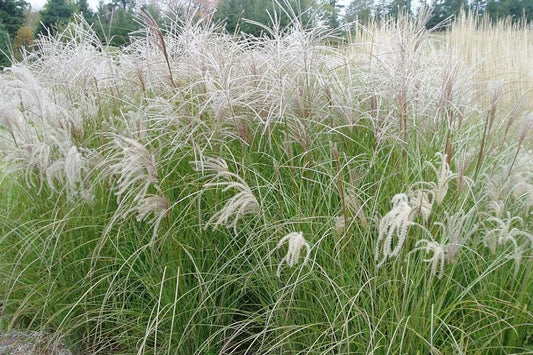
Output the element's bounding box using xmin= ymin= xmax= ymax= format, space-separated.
xmin=214 ymin=0 xmax=315 ymax=37
xmin=36 ymin=0 xmax=75 ymax=35
xmin=0 ymin=0 xmax=28 ymax=38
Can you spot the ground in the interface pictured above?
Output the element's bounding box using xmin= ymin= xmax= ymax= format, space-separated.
xmin=0 ymin=330 xmax=71 ymax=355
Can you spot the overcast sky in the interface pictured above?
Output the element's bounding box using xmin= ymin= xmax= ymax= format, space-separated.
xmin=29 ymin=0 xmax=352 ymax=12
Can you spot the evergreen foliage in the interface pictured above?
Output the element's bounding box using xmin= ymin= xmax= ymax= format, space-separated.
xmin=76 ymin=0 xmax=95 ymax=23
xmin=0 ymin=0 xmax=27 ymax=38
xmin=324 ymin=0 xmax=343 ymax=29
xmin=486 ymin=0 xmax=533 ymax=23
xmin=0 ymin=20 xmax=11 ymax=66
xmin=345 ymin=0 xmax=375 ymax=27
xmin=94 ymin=2 xmax=139 ymax=46
xmin=426 ymin=0 xmax=467 ymax=28
xmin=213 ymin=0 xmax=315 ymax=36
xmin=36 ymin=0 xmax=75 ymax=35
xmin=343 ymin=0 xmax=533 ymax=28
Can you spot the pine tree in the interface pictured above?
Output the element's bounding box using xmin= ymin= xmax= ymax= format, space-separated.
xmin=345 ymin=0 xmax=375 ymax=28
xmin=426 ymin=0 xmax=467 ymax=29
xmin=76 ymin=0 xmax=95 ymax=24
xmin=0 ymin=20 xmax=11 ymax=66
xmin=214 ymin=0 xmax=315 ymax=37
xmin=94 ymin=0 xmax=139 ymax=46
xmin=387 ymin=0 xmax=412 ymax=18
xmin=0 ymin=0 xmax=28 ymax=38
xmin=36 ymin=0 xmax=75 ymax=35
xmin=325 ymin=0 xmax=342 ymax=29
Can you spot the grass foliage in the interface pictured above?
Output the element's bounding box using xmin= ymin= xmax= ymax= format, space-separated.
xmin=1 ymin=12 xmax=533 ymax=354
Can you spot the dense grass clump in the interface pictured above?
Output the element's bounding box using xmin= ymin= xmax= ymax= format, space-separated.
xmin=1 ymin=13 xmax=532 ymax=354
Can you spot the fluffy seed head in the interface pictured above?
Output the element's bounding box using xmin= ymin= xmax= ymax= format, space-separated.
xmin=276 ymin=231 xmax=311 ymax=278
xmin=375 ymin=193 xmax=412 ymax=267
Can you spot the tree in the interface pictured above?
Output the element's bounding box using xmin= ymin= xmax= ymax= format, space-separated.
xmin=36 ymin=0 xmax=75 ymax=35
xmin=345 ymin=0 xmax=375 ymax=28
xmin=108 ymin=8 xmax=138 ymax=45
xmin=0 ymin=20 xmax=11 ymax=66
xmin=140 ymin=1 xmax=163 ymax=24
xmin=323 ymin=0 xmax=343 ymax=29
xmin=0 ymin=0 xmax=28 ymax=38
xmin=94 ymin=0 xmax=140 ymax=46
xmin=426 ymin=0 xmax=467 ymax=29
xmin=76 ymin=0 xmax=95 ymax=23
xmin=12 ymin=25 xmax=33 ymax=59
xmin=112 ymin=0 xmax=135 ymax=10
xmin=387 ymin=0 xmax=412 ymax=18
xmin=486 ymin=0 xmax=533 ymax=23
xmin=470 ymin=0 xmax=487 ymax=14
xmin=214 ymin=0 xmax=315 ymax=37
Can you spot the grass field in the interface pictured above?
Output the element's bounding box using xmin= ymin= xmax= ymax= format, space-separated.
xmin=1 ymin=12 xmax=532 ymax=354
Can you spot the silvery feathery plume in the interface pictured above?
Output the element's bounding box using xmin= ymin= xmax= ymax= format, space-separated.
xmin=498 ymin=233 xmax=527 ymax=279
xmin=484 ymin=152 xmax=533 ymax=203
xmin=414 ymin=153 xmax=458 ymax=205
xmin=428 ymin=153 xmax=457 ymax=204
xmin=0 ymin=70 xmax=77 ymax=196
xmin=131 ymin=194 xmax=170 ymax=243
xmin=46 ymin=144 xmax=92 ymax=201
xmin=0 ymin=102 xmax=23 ymax=144
xmin=483 ymin=175 xmax=508 ymax=202
xmin=511 ymin=181 xmax=533 ymax=203
xmin=3 ymin=66 xmax=50 ymax=115
xmin=276 ymin=231 xmax=311 ymax=278
xmin=345 ymin=190 xmax=369 ymax=229
xmin=375 ymin=193 xmax=412 ymax=267
xmin=333 ymin=216 xmax=347 ymax=236
xmin=192 ymin=156 xmax=260 ymax=232
xmin=64 ymin=145 xmax=84 ymax=191
xmin=100 ymin=135 xmax=167 ymax=239
xmin=411 ymin=211 xmax=477 ymax=279
xmin=412 ymin=239 xmax=447 ymax=279
xmin=434 ymin=210 xmax=478 ymax=263
xmin=191 ymin=156 xmax=231 ymax=179
xmin=107 ymin=134 xmax=158 ymax=204
xmin=20 ymin=141 xmax=52 ymax=193
xmin=408 ymin=188 xmax=434 ymax=223
xmin=484 ymin=212 xmax=533 ymax=254
xmin=486 ymin=200 xmax=505 ymax=219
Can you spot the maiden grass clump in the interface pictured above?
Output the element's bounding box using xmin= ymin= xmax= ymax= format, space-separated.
xmin=1 ymin=12 xmax=533 ymax=354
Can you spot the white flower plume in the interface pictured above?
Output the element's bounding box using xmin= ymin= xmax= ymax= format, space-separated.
xmin=484 ymin=212 xmax=533 ymax=254
xmin=412 ymin=211 xmax=478 ymax=279
xmin=375 ymin=193 xmax=412 ymax=267
xmin=192 ymin=156 xmax=260 ymax=232
xmin=276 ymin=231 xmax=311 ymax=278
xmin=131 ymin=194 xmax=170 ymax=243
xmin=408 ymin=188 xmax=434 ymax=223
xmin=434 ymin=210 xmax=478 ymax=263
xmin=430 ymin=152 xmax=457 ymax=204
xmin=107 ymin=134 xmax=158 ymax=204
xmin=100 ymin=135 xmax=166 ymax=240
xmin=412 ymin=239 xmax=447 ymax=279
xmin=411 ymin=153 xmax=458 ymax=207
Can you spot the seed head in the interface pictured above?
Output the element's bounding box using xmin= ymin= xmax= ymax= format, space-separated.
xmin=375 ymin=193 xmax=412 ymax=267
xmin=276 ymin=231 xmax=311 ymax=278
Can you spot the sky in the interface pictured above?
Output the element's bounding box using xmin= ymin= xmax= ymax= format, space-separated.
xmin=29 ymin=0 xmax=353 ymax=12
xmin=30 ymin=0 xmax=99 ymax=10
